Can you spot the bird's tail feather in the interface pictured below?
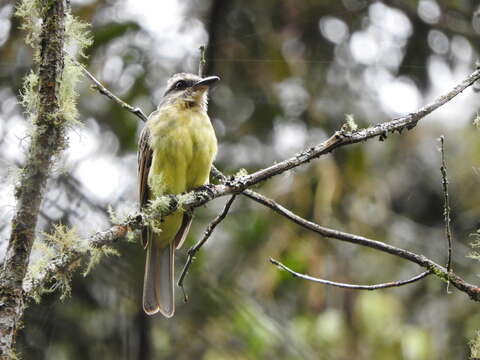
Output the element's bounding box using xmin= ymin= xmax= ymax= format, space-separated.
xmin=143 ymin=232 xmax=175 ymax=317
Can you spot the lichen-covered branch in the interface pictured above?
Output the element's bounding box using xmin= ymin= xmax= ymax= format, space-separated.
xmin=23 ymin=225 xmax=129 ymax=299
xmin=39 ymin=62 xmax=480 ymax=308
xmin=145 ymin=62 xmax=480 ymax=216
xmin=0 ymin=0 xmax=67 ymax=356
xmin=96 ymin=63 xmax=480 ymax=194
xmin=236 ymin=68 xmax=480 ymax=188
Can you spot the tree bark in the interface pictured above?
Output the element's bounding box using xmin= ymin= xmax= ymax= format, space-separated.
xmin=0 ymin=0 xmax=66 ymax=357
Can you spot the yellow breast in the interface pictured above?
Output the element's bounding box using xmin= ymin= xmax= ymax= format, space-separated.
xmin=147 ymin=103 xmax=217 ymax=198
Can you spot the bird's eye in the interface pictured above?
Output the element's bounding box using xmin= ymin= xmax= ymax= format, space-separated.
xmin=175 ymin=80 xmax=187 ymax=89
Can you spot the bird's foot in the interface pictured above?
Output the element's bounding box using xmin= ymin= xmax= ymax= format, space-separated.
xmin=194 ymin=184 xmax=216 ymax=197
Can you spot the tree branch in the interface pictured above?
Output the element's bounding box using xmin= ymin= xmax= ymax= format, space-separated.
xmin=23 ymin=225 xmax=129 ymax=298
xmin=236 ymin=68 xmax=480 ymax=189
xmin=243 ymin=189 xmax=480 ymax=300
xmin=85 ymin=65 xmax=480 ymax=194
xmin=270 ymin=258 xmax=431 ymax=290
xmin=0 ymin=0 xmax=67 ymax=356
xmin=29 ymin=61 xmax=480 ymax=308
xmin=73 ymin=58 xmax=148 ymax=122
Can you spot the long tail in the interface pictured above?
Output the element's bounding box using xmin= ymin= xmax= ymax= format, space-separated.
xmin=143 ymin=233 xmax=175 ymax=317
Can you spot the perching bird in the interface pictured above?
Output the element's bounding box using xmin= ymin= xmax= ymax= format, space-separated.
xmin=138 ymin=73 xmax=219 ymax=316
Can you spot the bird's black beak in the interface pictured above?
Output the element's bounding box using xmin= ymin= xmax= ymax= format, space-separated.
xmin=193 ymin=76 xmax=220 ymax=88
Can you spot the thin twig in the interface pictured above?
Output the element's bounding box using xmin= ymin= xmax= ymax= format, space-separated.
xmin=270 ymin=258 xmax=431 ymax=290
xmin=177 ymin=195 xmax=237 ymax=301
xmin=73 ymin=58 xmax=148 ymax=122
xmin=440 ymin=135 xmax=453 ymax=292
xmin=198 ymin=45 xmax=207 ymax=77
xmin=239 ymin=188 xmax=480 ymax=300
xmin=213 ymin=167 xmax=478 ymax=298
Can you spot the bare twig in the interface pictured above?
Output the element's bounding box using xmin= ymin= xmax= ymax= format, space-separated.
xmin=240 ymin=189 xmax=480 ymax=300
xmin=73 ymin=58 xmax=148 ymax=122
xmin=270 ymin=258 xmax=431 ymax=290
xmin=198 ymin=45 xmax=207 ymax=77
xmin=440 ymin=135 xmax=453 ymax=292
xmin=177 ymin=195 xmax=237 ymax=301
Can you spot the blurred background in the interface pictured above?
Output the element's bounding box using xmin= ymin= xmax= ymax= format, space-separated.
xmin=1 ymin=0 xmax=480 ymax=359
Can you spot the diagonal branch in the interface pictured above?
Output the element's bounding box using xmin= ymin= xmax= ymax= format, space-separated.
xmin=78 ymin=50 xmax=480 ymax=191
xmin=237 ymin=68 xmax=480 ymax=188
xmin=72 ymin=58 xmax=148 ymax=122
xmin=28 ymin=62 xmax=480 ymax=306
xmin=270 ymin=258 xmax=431 ymax=290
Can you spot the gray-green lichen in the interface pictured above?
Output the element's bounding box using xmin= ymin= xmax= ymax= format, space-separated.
xmin=19 ymin=71 xmax=39 ymax=123
xmin=26 ymin=224 xmax=84 ymax=301
xmin=474 ymin=112 xmax=480 ymax=129
xmin=26 ymin=223 xmax=120 ymax=301
xmin=142 ymin=193 xmax=196 ymax=234
xmin=107 ymin=205 xmax=123 ymax=225
xmin=59 ymin=55 xmax=84 ymax=125
xmin=83 ymin=246 xmax=119 ymax=277
xmin=60 ymin=14 xmax=93 ymax=124
xmin=342 ymin=113 xmax=358 ymax=133
xmin=15 ymin=0 xmax=42 ymax=56
xmin=145 ymin=196 xmax=173 ymax=233
xmin=43 ymin=224 xmax=85 ymax=252
xmin=64 ymin=13 xmax=93 ymax=59
xmin=234 ymin=168 xmax=248 ymax=177
xmin=470 ymin=331 xmax=480 ymax=359
xmin=468 ymin=232 xmax=480 ymax=262
xmin=17 ymin=1 xmax=92 ymax=126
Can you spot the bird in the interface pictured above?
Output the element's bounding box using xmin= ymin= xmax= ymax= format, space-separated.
xmin=137 ymin=72 xmax=219 ymax=317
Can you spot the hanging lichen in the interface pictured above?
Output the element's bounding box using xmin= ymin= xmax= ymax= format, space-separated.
xmin=17 ymin=0 xmax=93 ymax=126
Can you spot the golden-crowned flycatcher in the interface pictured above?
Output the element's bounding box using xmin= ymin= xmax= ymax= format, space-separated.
xmin=138 ymin=73 xmax=219 ymax=316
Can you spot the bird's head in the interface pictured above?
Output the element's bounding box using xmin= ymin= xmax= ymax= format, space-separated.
xmin=161 ymin=72 xmax=220 ymax=111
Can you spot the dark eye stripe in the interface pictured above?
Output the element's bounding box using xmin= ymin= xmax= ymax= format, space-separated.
xmin=164 ymin=79 xmax=195 ymax=95
xmin=175 ymin=80 xmax=187 ymax=89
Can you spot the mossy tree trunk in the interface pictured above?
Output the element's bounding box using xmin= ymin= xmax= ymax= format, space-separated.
xmin=0 ymin=0 xmax=66 ymax=357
